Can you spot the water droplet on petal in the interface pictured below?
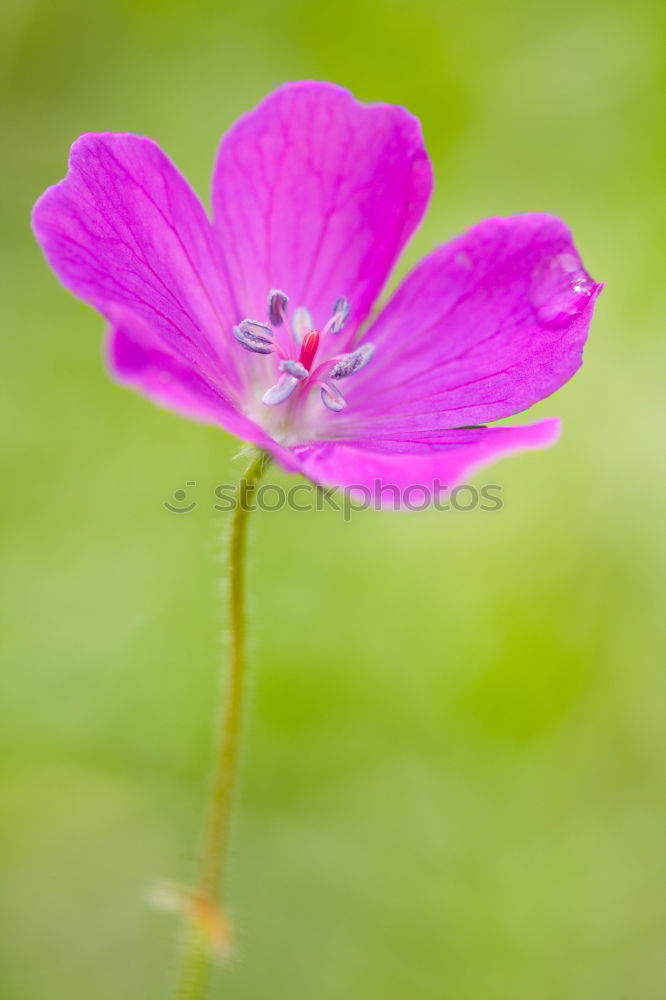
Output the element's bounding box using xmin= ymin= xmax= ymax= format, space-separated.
xmin=529 ymin=252 xmax=596 ymax=329
xmin=454 ymin=250 xmax=473 ymax=269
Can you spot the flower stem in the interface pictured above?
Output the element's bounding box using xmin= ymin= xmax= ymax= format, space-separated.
xmin=173 ymin=449 xmax=270 ymax=1000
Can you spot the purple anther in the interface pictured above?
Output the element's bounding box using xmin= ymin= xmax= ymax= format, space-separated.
xmin=320 ymin=381 xmax=347 ymax=412
xmin=233 ymin=318 xmax=274 ymax=354
xmin=329 ymin=296 xmax=350 ymax=333
xmin=280 ymin=360 xmax=309 ymax=380
xmin=329 ymin=343 xmax=375 ymax=379
xmin=262 ymin=374 xmax=300 ymax=406
xmin=292 ymin=306 xmax=313 ymax=345
xmin=267 ymin=289 xmax=289 ymax=325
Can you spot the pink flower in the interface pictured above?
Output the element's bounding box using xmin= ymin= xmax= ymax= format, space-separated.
xmin=32 ymin=82 xmax=601 ymax=504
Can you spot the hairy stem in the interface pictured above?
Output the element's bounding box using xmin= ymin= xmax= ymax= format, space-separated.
xmin=173 ymin=449 xmax=270 ymax=1000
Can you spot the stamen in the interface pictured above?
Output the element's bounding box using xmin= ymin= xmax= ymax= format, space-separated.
xmin=319 ymin=381 xmax=346 ymax=412
xmin=299 ymin=329 xmax=320 ymax=371
xmin=234 ymin=292 xmax=374 ymax=416
xmin=267 ymin=289 xmax=289 ymax=325
xmin=262 ymin=374 xmax=300 ymax=406
xmin=329 ymin=343 xmax=375 ymax=379
xmin=233 ymin=318 xmax=274 ymax=354
xmin=329 ymin=296 xmax=350 ymax=333
xmin=292 ymin=307 xmax=313 ymax=345
xmin=280 ymin=360 xmax=309 ymax=379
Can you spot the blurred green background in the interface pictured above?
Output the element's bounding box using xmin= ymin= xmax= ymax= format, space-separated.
xmin=1 ymin=0 xmax=664 ymax=997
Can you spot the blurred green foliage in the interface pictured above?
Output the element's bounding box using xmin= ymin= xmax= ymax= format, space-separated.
xmin=1 ymin=0 xmax=664 ymax=997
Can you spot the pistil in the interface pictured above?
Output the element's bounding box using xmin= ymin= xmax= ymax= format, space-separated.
xmin=298 ymin=329 xmax=320 ymax=371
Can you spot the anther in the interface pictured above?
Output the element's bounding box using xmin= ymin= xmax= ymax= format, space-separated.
xmin=329 ymin=343 xmax=375 ymax=379
xmin=319 ymin=381 xmax=347 ymax=412
xmin=280 ymin=360 xmax=309 ymax=379
xmin=329 ymin=296 xmax=350 ymax=333
xmin=233 ymin=319 xmax=274 ymax=354
xmin=292 ymin=307 xmax=313 ymax=345
xmin=267 ymin=289 xmax=289 ymax=325
xmin=262 ymin=374 xmax=300 ymax=406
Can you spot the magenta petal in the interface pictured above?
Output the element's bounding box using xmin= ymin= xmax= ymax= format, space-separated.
xmin=212 ymin=82 xmax=432 ymax=331
xmin=288 ymin=421 xmax=561 ymax=505
xmin=32 ymin=133 xmax=242 ymax=393
xmin=340 ymin=216 xmax=601 ymax=434
xmin=108 ymin=320 xmax=301 ymax=471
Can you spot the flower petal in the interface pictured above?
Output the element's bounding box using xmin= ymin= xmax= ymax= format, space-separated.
xmin=338 ymin=216 xmax=601 ymax=435
xmin=212 ymin=82 xmax=432 ymax=331
xmin=32 ymin=133 xmax=242 ymax=395
xmin=288 ymin=420 xmax=561 ymax=506
xmin=108 ymin=318 xmax=301 ymax=471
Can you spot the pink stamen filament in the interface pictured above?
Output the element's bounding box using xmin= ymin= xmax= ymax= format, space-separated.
xmin=308 ymin=354 xmax=349 ymax=382
xmin=270 ymin=340 xmax=288 ymax=361
xmin=277 ymin=301 xmax=292 ymax=340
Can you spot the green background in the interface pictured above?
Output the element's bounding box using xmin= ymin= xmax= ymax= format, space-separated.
xmin=1 ymin=0 xmax=664 ymax=997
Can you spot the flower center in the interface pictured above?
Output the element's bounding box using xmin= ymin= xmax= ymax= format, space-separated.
xmin=232 ymin=289 xmax=375 ymax=414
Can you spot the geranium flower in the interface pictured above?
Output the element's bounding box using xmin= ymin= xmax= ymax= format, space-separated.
xmin=32 ymin=82 xmax=601 ymax=503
